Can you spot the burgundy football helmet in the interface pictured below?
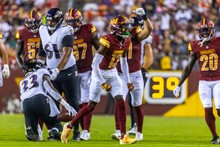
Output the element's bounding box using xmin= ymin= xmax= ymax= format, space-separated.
xmin=109 ymin=15 xmax=130 ymax=38
xmin=196 ymin=18 xmax=215 ymax=41
xmin=65 ymin=8 xmax=83 ymax=32
xmin=25 ymin=10 xmax=42 ymax=33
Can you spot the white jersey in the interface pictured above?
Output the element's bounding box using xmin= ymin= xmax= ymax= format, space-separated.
xmin=39 ymin=25 xmax=76 ymax=70
xmin=20 ymin=69 xmax=50 ymax=102
xmin=140 ymin=35 xmax=153 ymax=65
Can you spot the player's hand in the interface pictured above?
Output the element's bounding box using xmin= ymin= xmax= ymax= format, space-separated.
xmin=127 ymin=83 xmax=134 ymax=91
xmin=141 ymin=68 xmax=149 ymax=78
xmin=173 ymin=86 xmax=181 ymax=97
xmin=133 ymin=8 xmax=145 ymax=16
xmin=2 ymin=64 xmax=10 ymax=78
xmin=64 ymin=104 xmax=77 ymax=117
xmin=102 ymin=83 xmax=112 ymax=91
xmin=49 ymin=68 xmax=60 ymax=80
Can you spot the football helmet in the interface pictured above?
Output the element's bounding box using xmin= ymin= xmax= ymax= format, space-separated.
xmin=24 ymin=10 xmax=42 ymax=33
xmin=109 ymin=15 xmax=130 ymax=38
xmin=46 ymin=8 xmax=64 ymax=31
xmin=196 ymin=18 xmax=215 ymax=41
xmin=65 ymin=8 xmax=83 ymax=32
xmin=23 ymin=59 xmax=44 ymax=74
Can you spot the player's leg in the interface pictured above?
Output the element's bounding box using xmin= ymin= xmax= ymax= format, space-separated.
xmin=110 ymin=74 xmax=136 ymax=144
xmin=127 ymin=92 xmax=137 ymax=134
xmin=111 ymin=72 xmax=127 ymax=139
xmin=79 ymin=71 xmax=92 ymax=140
xmin=199 ymin=80 xmax=219 ymax=144
xmin=35 ymin=95 xmax=62 ymax=141
xmin=129 ymin=70 xmax=144 ymax=141
xmin=59 ymin=65 xmax=80 ymax=140
xmin=212 ymin=81 xmax=220 ymax=144
xmin=22 ymin=96 xmax=41 ymax=141
xmin=61 ymin=73 xmax=102 ymax=143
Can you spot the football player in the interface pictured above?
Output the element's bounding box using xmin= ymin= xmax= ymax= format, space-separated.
xmin=0 ymin=32 xmax=10 ymax=87
xmin=37 ymin=8 xmax=80 ymax=140
xmin=65 ymin=8 xmax=100 ymax=141
xmin=15 ymin=10 xmax=42 ymax=68
xmin=173 ymin=19 xmax=220 ymax=144
xmin=112 ymin=8 xmax=153 ymax=141
xmin=19 ymin=59 xmax=76 ymax=141
xmin=61 ymin=15 xmax=137 ymax=145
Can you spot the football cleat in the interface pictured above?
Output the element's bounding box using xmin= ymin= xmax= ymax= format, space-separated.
xmin=72 ymin=130 xmax=80 ymax=141
xmin=111 ymin=130 xmax=121 ymax=140
xmin=120 ymin=134 xmax=137 ymax=145
xmin=211 ymin=136 xmax=220 ymax=144
xmin=61 ymin=123 xmax=72 ymax=143
xmin=126 ymin=123 xmax=137 ymax=135
xmin=135 ymin=132 xmax=143 ymax=141
xmin=25 ymin=126 xmax=39 ymax=141
xmin=47 ymin=129 xmax=61 ymax=141
xmin=80 ymin=130 xmax=91 ymax=141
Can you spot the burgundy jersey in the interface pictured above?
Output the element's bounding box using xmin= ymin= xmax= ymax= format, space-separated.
xmin=16 ymin=27 xmax=40 ymax=62
xmin=117 ymin=26 xmax=142 ymax=73
xmin=99 ymin=34 xmax=131 ymax=70
xmin=73 ymin=24 xmax=97 ymax=73
xmin=188 ymin=37 xmax=220 ymax=81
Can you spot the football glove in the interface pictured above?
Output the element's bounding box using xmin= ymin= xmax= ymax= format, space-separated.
xmin=141 ymin=68 xmax=149 ymax=78
xmin=127 ymin=83 xmax=134 ymax=91
xmin=49 ymin=68 xmax=60 ymax=80
xmin=2 ymin=64 xmax=10 ymax=78
xmin=173 ymin=86 xmax=181 ymax=97
xmin=102 ymin=83 xmax=112 ymax=91
xmin=133 ymin=8 xmax=148 ymax=20
xmin=64 ymin=103 xmax=77 ymax=117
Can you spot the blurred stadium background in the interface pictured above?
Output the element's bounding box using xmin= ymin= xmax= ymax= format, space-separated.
xmin=0 ymin=0 xmax=219 ymax=117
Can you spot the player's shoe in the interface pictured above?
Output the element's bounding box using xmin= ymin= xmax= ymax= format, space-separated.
xmin=61 ymin=123 xmax=72 ymax=143
xmin=119 ymin=134 xmax=137 ymax=145
xmin=126 ymin=123 xmax=137 ymax=135
xmin=111 ymin=130 xmax=121 ymax=140
xmin=135 ymin=132 xmax=143 ymax=141
xmin=47 ymin=129 xmax=61 ymax=141
xmin=211 ymin=136 xmax=220 ymax=144
xmin=72 ymin=130 xmax=80 ymax=141
xmin=25 ymin=126 xmax=39 ymax=141
xmin=80 ymin=130 xmax=91 ymax=140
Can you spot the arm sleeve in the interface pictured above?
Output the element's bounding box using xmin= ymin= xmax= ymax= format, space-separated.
xmin=38 ymin=39 xmax=46 ymax=57
xmin=43 ymin=80 xmax=62 ymax=102
xmin=120 ymin=57 xmax=131 ymax=83
xmin=62 ymin=35 xmax=74 ymax=47
xmin=91 ymin=53 xmax=105 ymax=84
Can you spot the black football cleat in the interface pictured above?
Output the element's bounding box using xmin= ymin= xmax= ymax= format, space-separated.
xmin=211 ymin=136 xmax=220 ymax=144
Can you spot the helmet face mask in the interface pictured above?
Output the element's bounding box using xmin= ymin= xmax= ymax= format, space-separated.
xmin=196 ymin=19 xmax=215 ymax=41
xmin=65 ymin=8 xmax=83 ymax=32
xmin=109 ymin=15 xmax=130 ymax=38
xmin=46 ymin=8 xmax=64 ymax=31
xmin=25 ymin=10 xmax=42 ymax=33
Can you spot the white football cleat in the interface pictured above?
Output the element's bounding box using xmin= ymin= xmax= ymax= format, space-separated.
xmin=126 ymin=123 xmax=137 ymax=135
xmin=80 ymin=130 xmax=91 ymax=141
xmin=135 ymin=132 xmax=143 ymax=141
xmin=111 ymin=130 xmax=121 ymax=140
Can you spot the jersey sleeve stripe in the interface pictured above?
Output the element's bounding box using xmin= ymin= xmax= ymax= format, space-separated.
xmin=100 ymin=37 xmax=110 ymax=48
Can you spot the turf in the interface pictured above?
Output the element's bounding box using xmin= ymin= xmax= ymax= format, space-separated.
xmin=0 ymin=114 xmax=218 ymax=147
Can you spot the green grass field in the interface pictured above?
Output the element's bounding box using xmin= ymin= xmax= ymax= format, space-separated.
xmin=0 ymin=114 xmax=218 ymax=147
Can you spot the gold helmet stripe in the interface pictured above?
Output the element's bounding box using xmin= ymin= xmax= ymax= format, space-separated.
xmin=70 ymin=8 xmax=74 ymax=17
xmin=202 ymin=18 xmax=206 ymax=26
xmin=30 ymin=10 xmax=34 ymax=18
